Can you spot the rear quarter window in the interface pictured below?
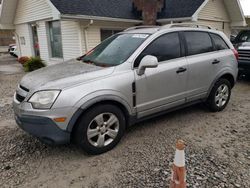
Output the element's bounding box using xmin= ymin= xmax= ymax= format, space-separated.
xmin=210 ymin=33 xmax=229 ymax=50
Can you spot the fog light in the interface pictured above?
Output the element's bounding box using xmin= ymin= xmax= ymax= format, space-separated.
xmin=54 ymin=117 xmax=67 ymax=123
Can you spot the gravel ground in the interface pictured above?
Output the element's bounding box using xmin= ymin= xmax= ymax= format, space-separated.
xmin=0 ymin=54 xmax=249 ymax=188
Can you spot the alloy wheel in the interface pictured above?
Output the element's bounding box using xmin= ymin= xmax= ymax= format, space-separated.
xmin=87 ymin=113 xmax=119 ymax=147
xmin=215 ymin=84 xmax=229 ymax=107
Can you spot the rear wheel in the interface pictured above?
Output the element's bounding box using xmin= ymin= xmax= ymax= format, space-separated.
xmin=206 ymin=79 xmax=231 ymax=112
xmin=74 ymin=104 xmax=126 ymax=155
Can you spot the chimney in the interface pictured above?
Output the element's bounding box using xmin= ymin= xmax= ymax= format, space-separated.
xmin=133 ymin=0 xmax=164 ymax=25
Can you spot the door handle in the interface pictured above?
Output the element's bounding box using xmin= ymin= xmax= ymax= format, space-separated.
xmin=176 ymin=67 xmax=187 ymax=74
xmin=212 ymin=59 xmax=220 ymax=64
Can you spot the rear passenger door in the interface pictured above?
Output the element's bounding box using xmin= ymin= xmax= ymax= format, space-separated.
xmin=183 ymin=31 xmax=228 ymax=102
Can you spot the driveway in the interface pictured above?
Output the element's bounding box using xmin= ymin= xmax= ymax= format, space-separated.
xmin=0 ymin=54 xmax=23 ymax=75
xmin=0 ymin=55 xmax=249 ymax=188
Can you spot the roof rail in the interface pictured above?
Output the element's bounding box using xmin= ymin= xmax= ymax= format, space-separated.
xmin=161 ymin=23 xmax=213 ymax=30
xmin=124 ymin=25 xmax=159 ymax=31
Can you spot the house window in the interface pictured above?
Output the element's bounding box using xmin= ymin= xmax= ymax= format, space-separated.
xmin=48 ymin=21 xmax=63 ymax=58
xmin=101 ymin=29 xmax=123 ymax=41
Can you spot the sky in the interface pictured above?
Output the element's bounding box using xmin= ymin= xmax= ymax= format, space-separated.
xmin=240 ymin=0 xmax=250 ymax=16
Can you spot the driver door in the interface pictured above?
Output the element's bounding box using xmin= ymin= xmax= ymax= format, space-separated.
xmin=134 ymin=32 xmax=188 ymax=118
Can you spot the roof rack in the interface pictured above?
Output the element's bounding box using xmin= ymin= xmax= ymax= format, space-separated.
xmin=124 ymin=23 xmax=213 ymax=32
xmin=161 ymin=23 xmax=213 ymax=30
xmin=124 ymin=25 xmax=159 ymax=31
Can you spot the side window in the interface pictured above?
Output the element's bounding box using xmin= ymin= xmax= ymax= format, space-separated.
xmin=134 ymin=32 xmax=181 ymax=67
xmin=210 ymin=33 xmax=229 ymax=50
xmin=184 ymin=32 xmax=213 ymax=56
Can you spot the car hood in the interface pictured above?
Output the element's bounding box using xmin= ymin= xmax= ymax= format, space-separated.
xmin=236 ymin=42 xmax=250 ymax=50
xmin=20 ymin=59 xmax=114 ymax=90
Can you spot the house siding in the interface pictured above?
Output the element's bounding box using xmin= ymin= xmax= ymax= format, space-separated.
xmin=37 ymin=21 xmax=50 ymax=62
xmin=198 ymin=0 xmax=231 ymax=36
xmin=199 ymin=0 xmax=230 ymax=22
xmin=81 ymin=21 xmax=135 ymax=52
xmin=14 ymin=0 xmax=53 ymax=24
xmin=86 ymin=26 xmax=101 ymax=51
xmin=15 ymin=24 xmax=33 ymax=57
xmin=61 ymin=20 xmax=82 ymax=60
xmin=196 ymin=20 xmax=231 ymax=37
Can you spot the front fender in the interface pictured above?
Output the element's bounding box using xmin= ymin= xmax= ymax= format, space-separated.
xmin=78 ymin=91 xmax=134 ymax=114
xmin=67 ymin=90 xmax=135 ymax=132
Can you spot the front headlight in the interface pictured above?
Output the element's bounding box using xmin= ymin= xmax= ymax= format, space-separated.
xmin=28 ymin=90 xmax=60 ymax=109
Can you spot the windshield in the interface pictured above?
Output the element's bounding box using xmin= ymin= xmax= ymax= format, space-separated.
xmin=80 ymin=33 xmax=149 ymax=66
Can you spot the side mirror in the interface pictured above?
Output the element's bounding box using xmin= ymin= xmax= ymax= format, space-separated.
xmin=137 ymin=55 xmax=158 ymax=76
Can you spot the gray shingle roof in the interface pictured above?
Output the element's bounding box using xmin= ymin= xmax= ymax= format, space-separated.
xmin=50 ymin=0 xmax=206 ymax=20
xmin=50 ymin=0 xmax=139 ymax=20
xmin=159 ymin=0 xmax=206 ymax=19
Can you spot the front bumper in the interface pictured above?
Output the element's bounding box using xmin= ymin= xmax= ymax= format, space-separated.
xmin=15 ymin=114 xmax=70 ymax=145
xmin=13 ymin=95 xmax=76 ymax=145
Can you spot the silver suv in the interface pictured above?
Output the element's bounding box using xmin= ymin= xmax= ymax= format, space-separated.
xmin=13 ymin=25 xmax=238 ymax=154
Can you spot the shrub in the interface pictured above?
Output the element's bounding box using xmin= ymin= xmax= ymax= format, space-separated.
xmin=23 ymin=57 xmax=46 ymax=72
xmin=18 ymin=56 xmax=30 ymax=65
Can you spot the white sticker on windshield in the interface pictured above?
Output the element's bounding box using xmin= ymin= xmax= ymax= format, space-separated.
xmin=132 ymin=34 xmax=149 ymax=39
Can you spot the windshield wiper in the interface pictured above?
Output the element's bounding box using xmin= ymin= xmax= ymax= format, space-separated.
xmin=81 ymin=59 xmax=111 ymax=67
xmin=82 ymin=59 xmax=97 ymax=65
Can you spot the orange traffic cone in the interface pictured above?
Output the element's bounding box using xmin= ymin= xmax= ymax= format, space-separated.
xmin=170 ymin=140 xmax=186 ymax=188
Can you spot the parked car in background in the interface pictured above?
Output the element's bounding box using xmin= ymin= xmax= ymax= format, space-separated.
xmin=232 ymin=30 xmax=250 ymax=76
xmin=13 ymin=24 xmax=238 ymax=155
xmin=8 ymin=44 xmax=16 ymax=52
xmin=9 ymin=45 xmax=18 ymax=57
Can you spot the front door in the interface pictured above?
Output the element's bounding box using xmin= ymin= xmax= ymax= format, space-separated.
xmin=31 ymin=24 xmax=40 ymax=57
xmin=134 ymin=32 xmax=188 ymax=118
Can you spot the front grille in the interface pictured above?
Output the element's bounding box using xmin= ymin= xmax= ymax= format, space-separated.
xmin=16 ymin=85 xmax=29 ymax=103
xmin=19 ymin=85 xmax=29 ymax=92
xmin=238 ymin=50 xmax=250 ymax=62
xmin=16 ymin=94 xmax=25 ymax=103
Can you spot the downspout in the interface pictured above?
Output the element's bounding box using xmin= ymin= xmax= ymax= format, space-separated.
xmin=83 ymin=20 xmax=93 ymax=53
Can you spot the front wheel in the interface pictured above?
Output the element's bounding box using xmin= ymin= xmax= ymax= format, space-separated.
xmin=74 ymin=104 xmax=126 ymax=155
xmin=206 ymin=79 xmax=231 ymax=112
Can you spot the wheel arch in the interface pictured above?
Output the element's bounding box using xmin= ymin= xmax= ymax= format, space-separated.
xmin=67 ymin=97 xmax=134 ymax=134
xmin=219 ymin=73 xmax=235 ymax=88
xmin=207 ymin=72 xmax=236 ymax=99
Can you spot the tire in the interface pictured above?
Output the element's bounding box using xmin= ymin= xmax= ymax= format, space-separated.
xmin=206 ymin=79 xmax=231 ymax=112
xmin=74 ymin=104 xmax=126 ymax=155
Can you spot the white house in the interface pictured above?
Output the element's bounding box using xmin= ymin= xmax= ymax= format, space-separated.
xmin=0 ymin=0 xmax=246 ymax=65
